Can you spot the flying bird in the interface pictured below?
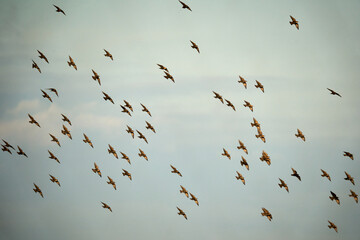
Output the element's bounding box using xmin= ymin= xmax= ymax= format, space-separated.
xmin=163 ymin=71 xmax=175 ymax=83
xmin=213 ymin=91 xmax=224 ymax=104
xmin=92 ymin=70 xmax=101 ymax=85
xmin=32 ymin=60 xmax=41 ymax=73
xmin=179 ymin=1 xmax=192 ymax=11
xmin=291 ymin=168 xmax=301 ymax=181
xmin=123 ymin=100 xmax=133 ymax=112
xmin=103 ymin=49 xmax=113 ymax=60
xmin=349 ymin=190 xmax=358 ymax=203
xmin=61 ymin=125 xmax=72 ymax=140
xmin=238 ymin=76 xmax=247 ymax=89
xmin=243 ymin=100 xmax=253 ymax=112
xmin=33 ymin=183 xmax=44 ymax=198
xmin=48 ymin=150 xmax=60 ymax=164
xmin=295 ymin=129 xmax=305 ymax=141
xmin=61 ymin=114 xmax=72 ymax=126
xmin=327 ymin=221 xmax=338 ymax=233
xmin=261 ymin=208 xmax=272 ymax=221
xmin=240 ymin=156 xmax=249 ymax=170
xmin=136 ymin=130 xmax=148 ymax=144
xmin=37 ymin=50 xmax=49 ymax=63
xmin=1 ymin=145 xmax=12 ymax=154
xmin=327 ymin=88 xmax=341 ymax=97
xmin=101 ymin=202 xmax=112 ymax=212
xmin=92 ymin=162 xmax=102 ymax=177
xmin=170 ymin=165 xmax=182 ymax=177
xmin=177 ymin=207 xmax=187 ymax=220
xmin=343 ymin=151 xmax=353 ymax=160
xmin=260 ymin=151 xmax=271 ymax=166
xmin=28 ymin=114 xmax=40 ymax=127
xmin=47 ymin=88 xmax=58 ymax=97
xmin=49 ymin=134 xmax=60 ymax=147
xmin=106 ymin=176 xmax=117 ymax=190
xmin=108 ymin=144 xmax=118 ymax=159
xmin=344 ymin=171 xmax=355 ymax=185
xmin=278 ymin=178 xmax=289 ymax=193
xmin=41 ymin=89 xmax=52 ymax=102
xmin=157 ymin=64 xmax=169 ymax=72
xmin=289 ymin=15 xmax=299 ymax=30
xmin=321 ymin=169 xmax=331 ymax=181
xmin=235 ymin=171 xmax=245 ymax=185
xmin=237 ymin=140 xmax=248 ymax=154
xmin=53 ymin=5 xmax=66 ymax=15
xmin=16 ymin=146 xmax=28 ymax=158
xmin=190 ymin=40 xmax=200 ymax=53
xmin=2 ymin=139 xmax=15 ymax=150
xmin=329 ymin=191 xmax=340 ymax=205
xmin=49 ymin=175 xmax=60 ymax=187
xmin=221 ymin=148 xmax=231 ymax=160
xmin=120 ymin=105 xmax=132 ymax=116
xmin=126 ymin=125 xmax=134 ymax=139
xmin=255 ymin=80 xmax=264 ymax=93
xmin=190 ymin=193 xmax=199 ymax=206
xmin=67 ymin=56 xmax=77 ymax=70
xmin=145 ymin=121 xmax=156 ymax=133
xmin=138 ymin=148 xmax=148 ymax=161
xmin=122 ymin=169 xmax=132 ymax=180
xmin=83 ymin=134 xmax=93 ymax=148
xmin=120 ymin=152 xmax=131 ymax=165
xmin=255 ymin=128 xmax=266 ymax=143
xmin=225 ymin=99 xmax=236 ymax=111
xmin=180 ymin=185 xmax=189 ymax=198
xmin=251 ymin=117 xmax=260 ymax=129
xmin=102 ymin=91 xmax=114 ymax=104
xmin=140 ymin=103 xmax=152 ymax=117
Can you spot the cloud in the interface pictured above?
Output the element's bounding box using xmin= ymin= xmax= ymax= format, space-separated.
xmin=6 ymin=99 xmax=41 ymax=116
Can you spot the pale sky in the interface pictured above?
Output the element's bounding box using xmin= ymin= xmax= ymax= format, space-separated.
xmin=0 ymin=0 xmax=359 ymax=239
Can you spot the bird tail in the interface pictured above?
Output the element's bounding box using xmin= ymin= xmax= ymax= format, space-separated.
xmin=278 ymin=184 xmax=282 ymax=188
xmin=329 ymin=196 xmax=334 ymax=201
xmin=92 ymin=76 xmax=96 ymax=80
xmin=67 ymin=61 xmax=71 ymax=66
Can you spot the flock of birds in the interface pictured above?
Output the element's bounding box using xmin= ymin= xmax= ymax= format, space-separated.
xmin=1 ymin=0 xmax=357 ymax=236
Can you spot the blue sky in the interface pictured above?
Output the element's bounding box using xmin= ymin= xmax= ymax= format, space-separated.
xmin=0 ymin=0 xmax=359 ymax=239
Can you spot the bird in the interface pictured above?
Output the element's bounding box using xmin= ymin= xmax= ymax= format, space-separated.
xmin=349 ymin=190 xmax=358 ymax=203
xmin=136 ymin=130 xmax=148 ymax=144
xmin=49 ymin=175 xmax=60 ymax=187
xmin=329 ymin=191 xmax=340 ymax=205
xmin=190 ymin=40 xmax=200 ymax=53
xmin=344 ymin=171 xmax=355 ymax=185
xmin=120 ymin=105 xmax=132 ymax=116
xmin=343 ymin=151 xmax=354 ymax=160
xmin=28 ymin=114 xmax=40 ymax=127
xmin=92 ymin=70 xmax=101 ymax=85
xmin=321 ymin=169 xmax=331 ymax=181
xmin=37 ymin=50 xmax=49 ymax=63
xmin=260 ymin=151 xmax=271 ymax=166
xmin=238 ymin=76 xmax=247 ymax=89
xmin=126 ymin=125 xmax=134 ymax=139
xmin=92 ymin=162 xmax=102 ymax=177
xmin=123 ymin=100 xmax=133 ymax=112
xmin=261 ymin=208 xmax=272 ymax=221
xmin=120 ymin=152 xmax=131 ymax=165
xmin=163 ymin=71 xmax=175 ymax=83
xmin=101 ymin=202 xmax=112 ymax=212
xmin=61 ymin=125 xmax=72 ymax=140
xmin=225 ymin=99 xmax=236 ymax=111
xmin=278 ymin=178 xmax=289 ymax=193
xmin=32 ymin=60 xmax=41 ymax=73
xmin=190 ymin=193 xmax=199 ymax=206
xmin=16 ymin=146 xmax=28 ymax=158
xmin=295 ymin=129 xmax=305 ymax=141
xmin=170 ymin=165 xmax=182 ymax=177
xmin=179 ymin=1 xmax=192 ymax=11
xmin=237 ymin=140 xmax=248 ymax=154
xmin=221 ymin=148 xmax=231 ymax=160
xmin=145 ymin=121 xmax=156 ymax=133
xmin=177 ymin=207 xmax=187 ymax=220
xmin=138 ymin=148 xmax=148 ymax=161
xmin=102 ymin=92 xmax=114 ymax=104
xmin=47 ymin=88 xmax=58 ymax=97
xmin=140 ymin=103 xmax=152 ymax=117
xmin=157 ymin=64 xmax=169 ymax=72
xmin=291 ymin=168 xmax=301 ymax=181
xmin=328 ymin=221 xmax=338 ymax=233
xmin=243 ymin=100 xmax=253 ymax=112
xmin=327 ymin=88 xmax=341 ymax=97
xmin=49 ymin=134 xmax=60 ymax=147
xmin=122 ymin=169 xmax=132 ymax=180
xmin=41 ymin=89 xmax=52 ymax=102
xmin=180 ymin=185 xmax=189 ymax=198
xmin=255 ymin=80 xmax=264 ymax=93
xmin=67 ymin=56 xmax=77 ymax=70
xmin=235 ymin=171 xmax=245 ymax=185
xmin=104 ymin=49 xmax=113 ymax=60
xmin=2 ymin=139 xmax=15 ymax=150
xmin=108 ymin=144 xmax=118 ymax=159
xmin=61 ymin=114 xmax=72 ymax=126
xmin=251 ymin=117 xmax=260 ymax=129
xmin=53 ymin=5 xmax=66 ymax=15
xmin=255 ymin=128 xmax=266 ymax=143
xmin=83 ymin=134 xmax=93 ymax=148
xmin=48 ymin=150 xmax=60 ymax=164
xmin=106 ymin=176 xmax=116 ymax=190
xmin=1 ymin=144 xmax=12 ymax=154
xmin=289 ymin=15 xmax=299 ymax=30
xmin=33 ymin=183 xmax=44 ymax=198
xmin=213 ymin=91 xmax=224 ymax=104
xmin=240 ymin=156 xmax=249 ymax=170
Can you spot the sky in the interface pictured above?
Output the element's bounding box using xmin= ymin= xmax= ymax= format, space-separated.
xmin=0 ymin=0 xmax=359 ymax=239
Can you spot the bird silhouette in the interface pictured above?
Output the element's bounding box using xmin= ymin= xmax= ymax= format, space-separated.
xmin=278 ymin=178 xmax=289 ymax=193
xmin=238 ymin=76 xmax=247 ymax=89
xmin=106 ymin=176 xmax=116 ymax=190
xmin=329 ymin=191 xmax=340 ymax=205
xmin=344 ymin=171 xmax=355 ymax=185
xmin=180 ymin=185 xmax=189 ymax=198
xmin=122 ymin=169 xmax=132 ymax=180
xmin=240 ymin=156 xmax=249 ymax=170
xmin=1 ymin=144 xmax=12 ymax=154
xmin=136 ymin=130 xmax=148 ymax=144
xmin=251 ymin=117 xmax=260 ymax=129
xmin=67 ymin=56 xmax=77 ymax=70
xmin=221 ymin=148 xmax=231 ymax=160
xmin=140 ymin=103 xmax=152 ymax=117
xmin=2 ymin=139 xmax=15 ymax=150
xmin=190 ymin=193 xmax=199 ymax=206
xmin=48 ymin=150 xmax=60 ymax=164
xmin=190 ymin=40 xmax=200 ymax=53
xmin=37 ymin=50 xmax=49 ymax=63
xmin=170 ymin=165 xmax=182 ymax=177
xmin=261 ymin=208 xmax=272 ymax=221
xmin=61 ymin=114 xmax=72 ymax=126
xmin=213 ymin=91 xmax=224 ymax=104
xmin=120 ymin=105 xmax=132 ymax=116
xmin=145 ymin=121 xmax=156 ymax=133
xmin=255 ymin=128 xmax=266 ymax=143
xmin=163 ymin=71 xmax=175 ymax=83
xmin=328 ymin=221 xmax=338 ymax=233
xmin=289 ymin=15 xmax=299 ymax=30
xmin=41 ymin=89 xmax=52 ymax=103
xmin=92 ymin=70 xmax=101 ymax=85
xmin=177 ymin=207 xmax=187 ymax=220
xmin=49 ymin=134 xmax=60 ymax=147
xmin=179 ymin=1 xmax=192 ymax=11
xmin=237 ymin=140 xmax=248 ymax=154
xmin=28 ymin=114 xmax=40 ymax=127
xmin=108 ymin=144 xmax=118 ymax=159
xmin=123 ymin=100 xmax=133 ymax=112
xmin=47 ymin=88 xmax=58 ymax=97
xmin=349 ymin=190 xmax=358 ymax=203
xmin=255 ymin=80 xmax=264 ymax=93
xmin=102 ymin=91 xmax=114 ymax=104
xmin=243 ymin=100 xmax=253 ymax=112
xmin=327 ymin=88 xmax=341 ymax=97
xmin=157 ymin=64 xmax=169 ymax=72
xmin=126 ymin=125 xmax=134 ymax=138
xmin=53 ymin=5 xmax=66 ymax=15
xmin=101 ymin=202 xmax=112 ymax=212
xmin=343 ymin=151 xmax=353 ymax=160
xmin=291 ymin=168 xmax=301 ymax=181
xmin=32 ymin=60 xmax=41 ymax=73
xmin=16 ymin=146 xmax=28 ymax=158
xmin=225 ymin=99 xmax=236 ymax=111
xmin=260 ymin=151 xmax=271 ymax=165
xmin=138 ymin=148 xmax=148 ymax=161
xmin=321 ymin=169 xmax=331 ymax=181
xmin=104 ymin=49 xmax=113 ymax=60
xmin=83 ymin=134 xmax=93 ymax=148
xmin=92 ymin=162 xmax=102 ymax=177
xmin=61 ymin=125 xmax=72 ymax=140
xmin=235 ymin=171 xmax=245 ymax=185
xmin=295 ymin=129 xmax=305 ymax=141
xmin=120 ymin=152 xmax=131 ymax=165
xmin=49 ymin=175 xmax=60 ymax=187
xmin=33 ymin=183 xmax=43 ymax=198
